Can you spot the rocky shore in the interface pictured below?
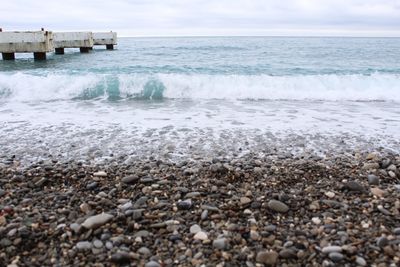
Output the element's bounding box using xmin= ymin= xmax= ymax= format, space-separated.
xmin=1 ymin=151 xmax=399 ymax=266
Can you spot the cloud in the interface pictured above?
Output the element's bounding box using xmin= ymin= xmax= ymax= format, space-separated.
xmin=1 ymin=0 xmax=399 ymax=36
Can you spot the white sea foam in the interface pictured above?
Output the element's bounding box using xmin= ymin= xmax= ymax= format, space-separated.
xmin=0 ymin=72 xmax=399 ymax=102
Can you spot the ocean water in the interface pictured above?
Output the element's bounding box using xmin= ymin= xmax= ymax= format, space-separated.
xmin=0 ymin=37 xmax=400 ymax=164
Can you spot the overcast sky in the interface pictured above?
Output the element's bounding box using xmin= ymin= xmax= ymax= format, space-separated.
xmin=1 ymin=0 xmax=400 ymax=37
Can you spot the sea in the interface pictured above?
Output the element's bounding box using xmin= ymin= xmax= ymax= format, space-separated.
xmin=0 ymin=37 xmax=399 ymax=165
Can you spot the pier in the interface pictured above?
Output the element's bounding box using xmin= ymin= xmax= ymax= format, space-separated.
xmin=0 ymin=29 xmax=117 ymax=60
xmin=53 ymin=32 xmax=94 ymax=54
xmin=93 ymin=32 xmax=117 ymax=50
xmin=0 ymin=29 xmax=54 ymax=60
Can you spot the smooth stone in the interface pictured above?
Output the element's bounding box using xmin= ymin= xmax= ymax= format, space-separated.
xmin=185 ymin=192 xmax=201 ymax=198
xmin=279 ymin=248 xmax=297 ymax=259
xmin=201 ymin=210 xmax=208 ymax=220
xmin=190 ymin=224 xmax=202 ymax=234
xmin=93 ymin=240 xmax=103 ymax=248
xmin=138 ymin=246 xmax=151 ymax=255
xmin=145 ymin=261 xmax=161 ymax=267
xmin=70 ymin=223 xmax=81 ymax=234
xmin=393 ymin=228 xmax=400 ymax=235
xmin=322 ymin=246 xmax=342 ymax=254
xmin=81 ymin=213 xmax=113 ymax=229
xmin=329 ymin=252 xmax=344 ymax=262
xmin=134 ymin=230 xmax=150 ymax=238
xmin=177 ymin=199 xmax=192 ymax=210
xmin=111 ymin=252 xmax=131 ymax=264
xmin=312 ymin=217 xmax=321 ymax=225
xmin=367 ymin=174 xmax=379 ymax=185
xmin=76 ymin=241 xmax=92 ymax=250
xmin=256 ymin=250 xmax=279 ymax=265
xmin=345 ymin=181 xmax=365 ymax=192
xmin=325 ymin=191 xmax=335 ymax=198
xmin=213 ymin=238 xmax=227 ymax=250
xmin=86 ymin=182 xmax=98 ymax=190
xmin=240 ymin=197 xmax=252 ymax=205
xmin=93 ymin=171 xmax=107 ymax=177
xmin=193 ymin=231 xmax=208 ymax=240
xmin=356 ymin=256 xmax=367 ymax=266
xmin=121 ymin=175 xmax=139 ymax=184
xmin=376 ymin=236 xmax=389 ymax=247
xmin=119 ymin=202 xmax=133 ymax=211
xmin=265 ymin=225 xmax=277 ymax=232
xmin=268 ymin=200 xmax=289 ymax=213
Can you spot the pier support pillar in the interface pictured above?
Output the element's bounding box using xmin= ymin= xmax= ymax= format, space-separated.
xmin=2 ymin=53 xmax=15 ymax=60
xmin=80 ymin=47 xmax=90 ymax=53
xmin=106 ymin=44 xmax=114 ymax=50
xmin=33 ymin=52 xmax=46 ymax=60
xmin=55 ymin=48 xmax=64 ymax=54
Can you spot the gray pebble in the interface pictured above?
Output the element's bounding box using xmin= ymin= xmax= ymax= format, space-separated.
xmin=145 ymin=261 xmax=161 ymax=267
xmin=76 ymin=241 xmax=92 ymax=250
xmin=367 ymin=174 xmax=379 ymax=185
xmin=376 ymin=236 xmax=389 ymax=247
xmin=329 ymin=252 xmax=344 ymax=262
xmin=355 ymin=256 xmax=367 ymax=266
xmin=268 ymin=200 xmax=289 ymax=213
xmin=213 ymin=238 xmax=227 ymax=250
xmin=121 ymin=175 xmax=139 ymax=184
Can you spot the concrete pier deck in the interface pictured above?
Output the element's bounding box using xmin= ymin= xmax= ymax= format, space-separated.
xmin=0 ymin=30 xmax=53 ymax=60
xmin=93 ymin=32 xmax=117 ymax=50
xmin=0 ymin=30 xmax=117 ymax=59
xmin=53 ymin=32 xmax=94 ymax=54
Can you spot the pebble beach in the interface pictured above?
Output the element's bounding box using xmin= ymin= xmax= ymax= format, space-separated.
xmin=1 ymin=148 xmax=399 ymax=266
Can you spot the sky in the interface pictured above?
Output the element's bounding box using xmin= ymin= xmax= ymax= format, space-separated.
xmin=1 ymin=0 xmax=400 ymax=37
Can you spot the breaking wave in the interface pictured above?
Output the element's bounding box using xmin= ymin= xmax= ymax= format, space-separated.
xmin=0 ymin=72 xmax=399 ymax=102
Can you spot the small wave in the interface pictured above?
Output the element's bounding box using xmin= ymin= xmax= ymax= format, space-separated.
xmin=0 ymin=72 xmax=399 ymax=102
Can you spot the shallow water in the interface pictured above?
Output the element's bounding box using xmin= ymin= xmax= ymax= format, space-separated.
xmin=0 ymin=37 xmax=399 ymax=164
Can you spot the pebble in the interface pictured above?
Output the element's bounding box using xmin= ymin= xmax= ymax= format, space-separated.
xmin=267 ymin=200 xmax=289 ymax=213
xmin=329 ymin=252 xmax=344 ymax=262
xmin=355 ymin=256 xmax=367 ymax=266
xmin=177 ymin=199 xmax=192 ymax=210
xmin=145 ymin=261 xmax=161 ymax=267
xmin=81 ymin=213 xmax=114 ymax=229
xmin=138 ymin=246 xmax=151 ymax=256
xmin=193 ymin=231 xmax=208 ymax=240
xmin=70 ymin=223 xmax=81 ymax=234
xmin=213 ymin=238 xmax=227 ymax=250
xmin=201 ymin=210 xmax=208 ymax=220
xmin=367 ymin=174 xmax=379 ymax=185
xmin=256 ymin=250 xmax=279 ymax=265
xmin=93 ymin=240 xmax=103 ymax=248
xmin=312 ymin=217 xmax=321 ymax=225
xmin=76 ymin=241 xmax=92 ymax=250
xmin=121 ymin=175 xmax=139 ymax=184
xmin=322 ymin=246 xmax=342 ymax=254
xmin=279 ymin=248 xmax=297 ymax=259
xmin=111 ymin=252 xmax=131 ymax=264
xmin=93 ymin=171 xmax=107 ymax=177
xmin=240 ymin=197 xmax=252 ymax=205
xmin=376 ymin=236 xmax=389 ymax=247
xmin=393 ymin=228 xmax=400 ymax=235
xmin=325 ymin=191 xmax=335 ymax=198
xmin=190 ymin=224 xmax=202 ymax=234
xmin=345 ymin=181 xmax=365 ymax=192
